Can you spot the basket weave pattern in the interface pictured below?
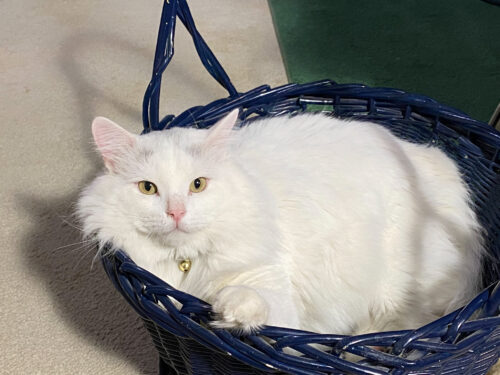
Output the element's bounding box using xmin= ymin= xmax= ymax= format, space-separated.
xmin=102 ymin=0 xmax=500 ymax=373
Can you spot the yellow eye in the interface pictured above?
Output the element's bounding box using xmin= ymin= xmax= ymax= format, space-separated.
xmin=138 ymin=180 xmax=158 ymax=195
xmin=189 ymin=177 xmax=207 ymax=193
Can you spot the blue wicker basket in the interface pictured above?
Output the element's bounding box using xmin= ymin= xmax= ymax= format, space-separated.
xmin=101 ymin=0 xmax=500 ymax=373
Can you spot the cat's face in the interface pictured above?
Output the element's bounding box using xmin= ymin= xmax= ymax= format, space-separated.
xmin=86 ymin=110 xmax=239 ymax=251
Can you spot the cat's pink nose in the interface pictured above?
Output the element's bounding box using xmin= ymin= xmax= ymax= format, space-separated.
xmin=167 ymin=208 xmax=186 ymax=223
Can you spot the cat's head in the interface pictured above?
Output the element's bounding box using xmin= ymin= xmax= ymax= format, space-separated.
xmin=78 ymin=110 xmax=248 ymax=260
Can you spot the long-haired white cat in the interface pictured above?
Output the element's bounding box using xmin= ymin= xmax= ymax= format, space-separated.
xmin=78 ymin=109 xmax=483 ymax=335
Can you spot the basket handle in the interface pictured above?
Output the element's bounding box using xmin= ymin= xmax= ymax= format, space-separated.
xmin=142 ymin=0 xmax=238 ymax=131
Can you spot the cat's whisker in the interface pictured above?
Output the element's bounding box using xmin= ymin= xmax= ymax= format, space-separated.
xmin=73 ymin=243 xmax=101 ymax=271
xmin=59 ymin=216 xmax=84 ymax=232
xmin=90 ymin=245 xmax=110 ymax=269
xmin=53 ymin=239 xmax=94 ymax=251
xmin=68 ymin=241 xmax=97 ymax=256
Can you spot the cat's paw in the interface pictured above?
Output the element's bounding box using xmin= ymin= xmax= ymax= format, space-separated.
xmin=211 ymin=286 xmax=269 ymax=334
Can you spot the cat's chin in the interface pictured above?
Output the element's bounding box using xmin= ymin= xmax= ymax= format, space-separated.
xmin=163 ymin=229 xmax=215 ymax=259
xmin=155 ymin=228 xmax=200 ymax=249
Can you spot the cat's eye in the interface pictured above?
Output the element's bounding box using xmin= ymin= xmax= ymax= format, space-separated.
xmin=138 ymin=180 xmax=158 ymax=195
xmin=189 ymin=177 xmax=207 ymax=193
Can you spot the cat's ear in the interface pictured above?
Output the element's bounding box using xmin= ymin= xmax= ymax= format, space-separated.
xmin=204 ymin=109 xmax=239 ymax=149
xmin=91 ymin=117 xmax=136 ymax=172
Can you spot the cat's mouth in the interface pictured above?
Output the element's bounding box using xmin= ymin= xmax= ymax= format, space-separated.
xmin=171 ymin=226 xmax=188 ymax=234
xmin=157 ymin=223 xmax=192 ymax=239
xmin=134 ymin=217 xmax=192 ymax=235
xmin=134 ymin=218 xmax=208 ymax=246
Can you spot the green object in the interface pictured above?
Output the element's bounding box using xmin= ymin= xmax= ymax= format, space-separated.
xmin=269 ymin=0 xmax=500 ymax=122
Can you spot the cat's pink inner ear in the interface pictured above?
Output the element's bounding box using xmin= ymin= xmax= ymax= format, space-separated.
xmin=204 ymin=109 xmax=239 ymax=148
xmin=91 ymin=117 xmax=135 ymax=171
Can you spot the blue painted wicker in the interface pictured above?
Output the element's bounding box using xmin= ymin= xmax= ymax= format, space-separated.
xmin=101 ymin=0 xmax=500 ymax=373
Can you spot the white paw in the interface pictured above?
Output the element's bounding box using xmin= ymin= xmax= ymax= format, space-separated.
xmin=211 ymin=286 xmax=269 ymax=334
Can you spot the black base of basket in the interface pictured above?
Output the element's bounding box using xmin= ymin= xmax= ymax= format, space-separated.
xmin=159 ymin=358 xmax=176 ymax=375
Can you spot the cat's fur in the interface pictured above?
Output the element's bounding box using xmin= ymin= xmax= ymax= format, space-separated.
xmin=78 ymin=110 xmax=484 ymax=335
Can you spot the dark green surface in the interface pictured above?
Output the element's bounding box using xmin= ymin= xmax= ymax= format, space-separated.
xmin=268 ymin=0 xmax=500 ymax=122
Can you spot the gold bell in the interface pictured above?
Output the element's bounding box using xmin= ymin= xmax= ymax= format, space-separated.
xmin=178 ymin=259 xmax=192 ymax=273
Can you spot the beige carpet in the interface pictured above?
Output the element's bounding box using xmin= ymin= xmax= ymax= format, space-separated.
xmin=0 ymin=1 xmax=286 ymax=373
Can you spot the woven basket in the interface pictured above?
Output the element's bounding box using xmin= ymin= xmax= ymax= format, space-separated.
xmin=102 ymin=0 xmax=500 ymax=373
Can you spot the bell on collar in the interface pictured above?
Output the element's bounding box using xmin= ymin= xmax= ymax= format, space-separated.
xmin=178 ymin=259 xmax=192 ymax=273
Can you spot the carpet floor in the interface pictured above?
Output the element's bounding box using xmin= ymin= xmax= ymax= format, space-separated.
xmin=0 ymin=1 xmax=285 ymax=373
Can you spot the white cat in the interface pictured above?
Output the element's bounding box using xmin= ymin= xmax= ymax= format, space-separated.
xmin=78 ymin=109 xmax=484 ymax=335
